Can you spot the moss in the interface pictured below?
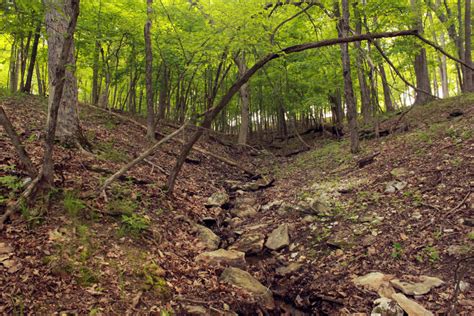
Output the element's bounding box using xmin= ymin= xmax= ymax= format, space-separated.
xmin=97 ymin=141 xmax=129 ymax=163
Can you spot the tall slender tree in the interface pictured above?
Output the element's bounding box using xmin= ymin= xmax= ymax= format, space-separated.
xmin=144 ymin=0 xmax=155 ymax=139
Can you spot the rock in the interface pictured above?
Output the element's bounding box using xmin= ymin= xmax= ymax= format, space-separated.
xmin=390 ymin=276 xmax=444 ymax=296
xmin=276 ymin=263 xmax=302 ymax=276
xmin=231 ymin=206 xmax=258 ymax=218
xmin=0 ymin=242 xmax=13 ymax=254
xmin=182 ymin=305 xmax=208 ymax=315
xmin=353 ymin=272 xmax=395 ymax=297
xmin=411 ymin=211 xmax=422 ymax=220
xmin=276 ymin=202 xmax=298 ymax=215
xmin=302 ymin=215 xmax=318 ymax=223
xmin=447 ymin=245 xmax=469 ymax=257
xmin=220 ymin=267 xmax=274 ymax=309
xmin=390 ymin=167 xmax=408 ymax=179
xmin=205 ymin=191 xmax=229 ymax=207
xmin=462 ymin=218 xmax=474 ymax=227
xmin=385 ymin=181 xmax=407 ymax=193
xmin=265 ymin=224 xmax=290 ymax=250
xmin=195 ymin=249 xmax=245 ymax=266
xmin=229 ymin=233 xmax=264 ymax=254
xmin=195 ymin=225 xmax=220 ymax=251
xmin=459 ymin=281 xmax=470 ymax=292
xmin=261 ymin=200 xmax=283 ymax=211
xmin=391 ymin=293 xmax=433 ymax=316
xmin=371 ymin=297 xmax=403 ymax=316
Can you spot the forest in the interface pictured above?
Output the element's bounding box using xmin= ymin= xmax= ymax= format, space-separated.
xmin=0 ymin=0 xmax=473 ymax=315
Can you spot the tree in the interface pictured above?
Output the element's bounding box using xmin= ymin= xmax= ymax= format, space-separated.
xmin=335 ymin=0 xmax=360 ymax=153
xmin=463 ymin=0 xmax=473 ymax=92
xmin=45 ymin=0 xmax=86 ymax=146
xmin=411 ymin=0 xmax=434 ymax=104
xmin=144 ymin=0 xmax=155 ymax=139
xmin=235 ymin=53 xmax=250 ymax=146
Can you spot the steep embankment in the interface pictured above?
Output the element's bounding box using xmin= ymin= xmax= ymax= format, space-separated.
xmin=0 ymin=94 xmax=473 ymax=315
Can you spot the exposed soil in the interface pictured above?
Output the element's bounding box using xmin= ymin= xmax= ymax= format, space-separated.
xmin=1 ymin=94 xmax=473 ymax=315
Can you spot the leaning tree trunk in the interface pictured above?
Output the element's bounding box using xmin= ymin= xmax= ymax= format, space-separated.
xmin=337 ymin=0 xmax=360 ymax=153
xmin=235 ymin=53 xmax=250 ymax=146
xmin=411 ymin=0 xmax=434 ymax=105
xmin=144 ymin=0 xmax=155 ymax=139
xmin=23 ymin=21 xmax=41 ymax=94
xmin=45 ymin=0 xmax=86 ymax=146
xmin=379 ymin=64 xmax=394 ymax=111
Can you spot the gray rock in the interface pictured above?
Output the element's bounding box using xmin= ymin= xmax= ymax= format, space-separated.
xmin=391 ymin=293 xmax=433 ymax=316
xmin=195 ymin=225 xmax=220 ymax=251
xmin=459 ymin=281 xmax=470 ymax=292
xmin=220 ymin=267 xmax=274 ymax=309
xmin=276 ymin=262 xmax=302 ymax=276
xmin=385 ymin=181 xmax=407 ymax=193
xmin=195 ymin=249 xmax=245 ymax=266
xmin=206 ymin=191 xmax=229 ymax=207
xmin=265 ymin=224 xmax=290 ymax=250
xmin=390 ymin=276 xmax=444 ymax=296
xmin=371 ymin=297 xmax=403 ymax=316
xmin=229 ymin=233 xmax=264 ymax=254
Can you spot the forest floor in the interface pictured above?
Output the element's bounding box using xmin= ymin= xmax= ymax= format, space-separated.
xmin=0 ymin=93 xmax=473 ymax=315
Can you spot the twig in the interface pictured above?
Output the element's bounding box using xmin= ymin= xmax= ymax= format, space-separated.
xmin=0 ymin=106 xmax=37 ymax=177
xmin=447 ymin=256 xmax=474 ymax=315
xmin=101 ymin=122 xmax=188 ymax=192
xmin=446 ymin=191 xmax=471 ymax=217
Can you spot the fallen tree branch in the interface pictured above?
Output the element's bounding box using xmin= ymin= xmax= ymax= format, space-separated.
xmin=0 ymin=106 xmax=37 ymax=178
xmin=101 ymin=122 xmax=188 ymax=194
xmin=86 ymin=105 xmax=258 ymax=177
xmin=0 ymin=176 xmax=41 ymax=230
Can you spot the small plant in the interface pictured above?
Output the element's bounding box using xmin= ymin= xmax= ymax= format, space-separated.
xmin=98 ymin=142 xmax=128 ymax=163
xmin=424 ymin=246 xmax=440 ymax=263
xmin=0 ymin=175 xmax=23 ymax=191
xmin=467 ymin=231 xmax=474 ymax=240
xmin=120 ymin=214 xmax=150 ymax=236
xmin=107 ymin=198 xmax=137 ymax=216
xmin=391 ymin=242 xmax=403 ymax=259
xmin=77 ymin=266 xmax=99 ymax=286
xmin=63 ymin=191 xmax=86 ymax=217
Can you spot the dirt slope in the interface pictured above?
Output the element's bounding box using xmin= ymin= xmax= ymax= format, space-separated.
xmin=0 ymin=94 xmax=473 ymax=315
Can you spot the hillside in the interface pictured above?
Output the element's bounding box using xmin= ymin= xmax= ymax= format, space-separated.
xmin=0 ymin=94 xmax=473 ymax=315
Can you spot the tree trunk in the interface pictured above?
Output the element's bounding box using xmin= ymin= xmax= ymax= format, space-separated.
xmin=463 ymin=0 xmax=473 ymax=92
xmin=144 ymin=0 xmax=155 ymax=139
xmin=235 ymin=53 xmax=250 ymax=146
xmin=91 ymin=41 xmax=100 ymax=105
xmin=439 ymin=31 xmax=449 ymax=97
xmin=337 ymin=0 xmax=360 ymax=153
xmin=355 ymin=5 xmax=371 ymax=124
xmin=35 ymin=61 xmax=44 ymax=96
xmin=9 ymin=40 xmax=18 ymax=94
xmin=379 ymin=64 xmax=394 ymax=111
xmin=45 ymin=0 xmax=86 ymax=145
xmin=23 ymin=22 xmax=41 ymax=94
xmin=411 ymin=0 xmax=434 ymax=105
xmin=42 ymin=0 xmax=80 ymax=185
xmin=158 ymin=63 xmax=168 ymax=121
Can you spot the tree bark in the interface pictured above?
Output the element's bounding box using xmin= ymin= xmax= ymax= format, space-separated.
xmin=91 ymin=41 xmax=100 ymax=105
xmin=9 ymin=40 xmax=18 ymax=94
xmin=411 ymin=0 xmax=434 ymax=105
xmin=0 ymin=107 xmax=37 ymax=177
xmin=144 ymin=0 xmax=155 ymax=139
xmin=42 ymin=0 xmax=80 ymax=185
xmin=463 ymin=0 xmax=473 ymax=92
xmin=23 ymin=22 xmax=41 ymax=94
xmin=355 ymin=5 xmax=371 ymax=124
xmin=45 ymin=0 xmax=86 ymax=145
xmin=235 ymin=53 xmax=250 ymax=146
xmin=337 ymin=0 xmax=360 ymax=153
xmin=379 ymin=64 xmax=394 ymax=112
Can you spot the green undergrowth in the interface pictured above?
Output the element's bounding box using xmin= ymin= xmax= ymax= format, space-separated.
xmin=97 ymin=141 xmax=129 ymax=163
